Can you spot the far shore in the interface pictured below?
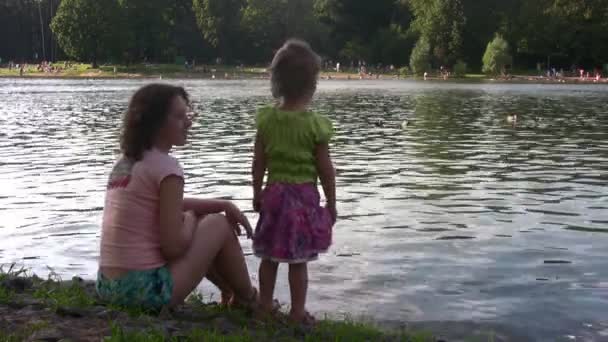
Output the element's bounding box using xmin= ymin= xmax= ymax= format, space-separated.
xmin=1 ymin=64 xmax=607 ymax=84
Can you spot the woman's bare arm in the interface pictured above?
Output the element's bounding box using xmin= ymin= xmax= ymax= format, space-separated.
xmin=183 ymin=198 xmax=231 ymax=215
xmin=159 ymin=176 xmax=196 ymax=260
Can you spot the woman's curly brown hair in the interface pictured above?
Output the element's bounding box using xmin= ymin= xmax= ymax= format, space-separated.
xmin=120 ymin=84 xmax=190 ymax=161
xmin=270 ymin=39 xmax=321 ymax=101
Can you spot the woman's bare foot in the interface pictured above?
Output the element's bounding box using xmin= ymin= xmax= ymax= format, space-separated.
xmin=220 ymin=291 xmax=234 ymax=307
xmin=227 ymin=286 xmax=262 ymax=314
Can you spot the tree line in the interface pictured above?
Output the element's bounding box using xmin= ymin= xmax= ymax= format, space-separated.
xmin=1 ymin=0 xmax=607 ymax=73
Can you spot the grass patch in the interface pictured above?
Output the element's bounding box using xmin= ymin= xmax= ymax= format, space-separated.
xmin=33 ymin=281 xmax=95 ymax=309
xmin=0 ymin=330 xmax=30 ymax=342
xmin=107 ymin=324 xmax=259 ymax=342
xmin=0 ymin=264 xmax=29 ymax=304
xmin=0 ymin=286 xmax=13 ymax=304
xmin=31 ymin=270 xmax=95 ymax=309
xmin=307 ymin=319 xmax=432 ymax=342
xmin=106 ymin=319 xmax=433 ymax=342
xmin=185 ymin=291 xmax=253 ymax=326
xmin=0 ymin=268 xmax=435 ymax=341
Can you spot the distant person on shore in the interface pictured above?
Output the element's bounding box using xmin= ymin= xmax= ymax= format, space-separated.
xmin=252 ymin=39 xmax=337 ymax=326
xmin=97 ymin=84 xmax=262 ymax=312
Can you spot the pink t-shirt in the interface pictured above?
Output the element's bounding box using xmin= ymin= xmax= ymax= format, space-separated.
xmin=99 ymin=148 xmax=183 ymax=270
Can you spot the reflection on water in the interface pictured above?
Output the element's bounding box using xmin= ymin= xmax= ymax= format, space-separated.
xmin=1 ymin=79 xmax=607 ymax=341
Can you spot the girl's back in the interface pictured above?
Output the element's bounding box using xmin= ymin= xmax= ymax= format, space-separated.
xmin=256 ymin=106 xmax=332 ymax=184
xmin=251 ymin=39 xmax=337 ymax=325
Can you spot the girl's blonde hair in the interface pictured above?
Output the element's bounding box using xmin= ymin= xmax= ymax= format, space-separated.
xmin=270 ymin=39 xmax=321 ymax=101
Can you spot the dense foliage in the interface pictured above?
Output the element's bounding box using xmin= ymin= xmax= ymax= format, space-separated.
xmin=50 ymin=0 xmax=125 ymax=67
xmin=482 ymin=35 xmax=512 ymax=75
xmin=1 ymin=0 xmax=607 ymax=71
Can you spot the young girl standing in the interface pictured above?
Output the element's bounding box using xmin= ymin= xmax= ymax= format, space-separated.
xmin=252 ymin=39 xmax=337 ymax=325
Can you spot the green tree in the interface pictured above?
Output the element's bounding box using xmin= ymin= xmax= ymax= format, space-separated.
xmin=1 ymin=0 xmax=62 ymax=62
xmin=410 ymin=36 xmax=431 ymax=75
xmin=482 ymin=35 xmax=512 ymax=75
xmin=50 ymin=0 xmax=124 ymax=67
xmin=453 ymin=59 xmax=467 ymax=76
xmin=370 ymin=25 xmax=413 ymax=67
xmin=408 ymin=0 xmax=466 ymax=66
xmin=459 ymin=0 xmax=510 ymax=69
xmin=315 ymin=0 xmax=411 ymax=64
xmin=172 ymin=0 xmax=211 ymax=61
xmin=192 ymin=0 xmax=244 ymax=62
xmin=528 ymin=0 xmax=608 ymax=65
xmin=241 ymin=0 xmax=287 ymax=62
xmin=284 ymin=0 xmax=321 ymax=40
xmin=118 ymin=0 xmax=178 ymax=63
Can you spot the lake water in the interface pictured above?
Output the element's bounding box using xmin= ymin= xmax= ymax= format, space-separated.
xmin=1 ymin=79 xmax=607 ymax=341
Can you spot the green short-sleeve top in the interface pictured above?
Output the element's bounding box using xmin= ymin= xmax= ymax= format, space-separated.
xmin=256 ymin=106 xmax=334 ymax=184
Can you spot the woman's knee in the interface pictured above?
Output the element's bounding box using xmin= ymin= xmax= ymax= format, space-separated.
xmin=197 ymin=213 xmax=232 ymax=237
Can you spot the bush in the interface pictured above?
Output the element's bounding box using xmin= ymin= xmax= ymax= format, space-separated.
xmin=399 ymin=66 xmax=410 ymax=77
xmin=410 ymin=37 xmax=431 ymax=76
xmin=453 ymin=60 xmax=467 ymax=77
xmin=482 ymin=35 xmax=512 ymax=75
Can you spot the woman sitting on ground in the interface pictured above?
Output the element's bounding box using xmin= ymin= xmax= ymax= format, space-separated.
xmin=97 ymin=83 xmax=259 ymax=311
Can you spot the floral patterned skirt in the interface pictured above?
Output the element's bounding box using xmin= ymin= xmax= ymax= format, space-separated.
xmin=253 ymin=183 xmax=334 ymax=263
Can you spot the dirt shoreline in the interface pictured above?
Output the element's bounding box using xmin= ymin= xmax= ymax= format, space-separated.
xmin=2 ymin=69 xmax=608 ymax=84
xmin=0 ymin=273 xmax=434 ymax=342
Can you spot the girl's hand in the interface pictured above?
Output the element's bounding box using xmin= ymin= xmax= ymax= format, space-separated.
xmin=326 ymin=203 xmax=338 ymax=224
xmin=225 ymin=202 xmax=254 ymax=239
xmin=253 ymin=191 xmax=262 ymax=213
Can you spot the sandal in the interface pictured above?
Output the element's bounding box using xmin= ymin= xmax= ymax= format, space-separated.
xmin=289 ymin=310 xmax=316 ymax=328
xmin=254 ymin=299 xmax=284 ymax=322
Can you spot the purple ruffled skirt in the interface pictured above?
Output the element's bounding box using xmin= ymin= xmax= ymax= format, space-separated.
xmin=253 ymin=183 xmax=334 ymax=263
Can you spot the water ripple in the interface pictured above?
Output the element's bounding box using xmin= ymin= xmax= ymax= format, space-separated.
xmin=1 ymin=79 xmax=607 ymax=340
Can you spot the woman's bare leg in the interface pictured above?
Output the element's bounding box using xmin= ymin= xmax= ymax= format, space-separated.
xmin=168 ymin=214 xmax=255 ymax=306
xmin=206 ymin=266 xmax=233 ymax=305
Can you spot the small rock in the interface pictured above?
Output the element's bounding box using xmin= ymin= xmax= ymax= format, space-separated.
xmin=1 ymin=277 xmax=33 ymax=292
xmin=21 ymin=298 xmax=45 ymax=310
xmin=28 ymin=328 xmax=63 ymax=342
xmin=6 ymin=300 xmax=25 ymax=309
xmin=163 ymin=320 xmax=180 ymax=334
xmin=90 ymin=305 xmax=109 ymax=317
xmin=212 ymin=317 xmax=238 ymax=334
xmin=56 ymin=306 xmax=86 ymax=318
xmin=158 ymin=306 xmax=173 ymax=319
